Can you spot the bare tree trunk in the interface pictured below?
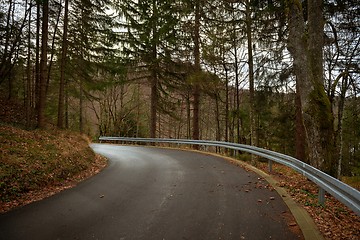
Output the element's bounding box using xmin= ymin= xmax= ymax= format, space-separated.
xmin=79 ymin=80 xmax=84 ymax=133
xmin=192 ymin=0 xmax=201 ymax=143
xmin=150 ymin=71 xmax=158 ymax=138
xmin=47 ymin=1 xmax=62 ymax=97
xmin=37 ymin=0 xmax=49 ymax=128
xmin=35 ymin=1 xmax=41 ymax=112
xmin=149 ymin=0 xmax=158 ymax=139
xmin=57 ymin=0 xmax=69 ymax=128
xmin=0 ymin=0 xmax=13 ymax=84
xmin=26 ymin=0 xmax=32 ymax=128
xmin=186 ymin=92 xmax=191 ymax=139
xmin=246 ymin=0 xmax=256 ymax=163
xmin=336 ymin=74 xmax=348 ymax=178
xmin=224 ymin=64 xmax=229 ymax=144
xmin=136 ymin=83 xmax=140 ymax=137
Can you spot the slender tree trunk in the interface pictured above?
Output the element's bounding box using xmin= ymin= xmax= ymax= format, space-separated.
xmin=0 ymin=0 xmax=13 ymax=84
xmin=246 ymin=0 xmax=256 ymax=163
xmin=26 ymin=0 xmax=32 ymax=128
xmin=215 ymin=93 xmax=221 ymax=141
xmin=35 ymin=1 xmax=41 ymax=116
xmin=230 ymin=3 xmax=241 ymax=145
xmin=336 ymin=75 xmax=348 ymax=178
xmin=57 ymin=0 xmax=69 ymax=128
xmin=1 ymin=1 xmax=29 ymax=83
xmin=186 ymin=92 xmax=191 ymax=139
xmin=192 ymin=0 xmax=201 ymax=143
xmin=234 ymin=41 xmax=240 ymax=144
xmin=65 ymin=78 xmax=69 ymax=129
xmin=150 ymin=0 xmax=158 ymax=139
xmin=47 ymin=1 xmax=62 ymax=97
xmin=79 ymin=80 xmax=84 ymax=133
xmin=150 ymin=71 xmax=158 ymax=138
xmin=224 ymin=64 xmax=229 ymax=144
xmin=37 ymin=0 xmax=49 ymax=128
xmin=136 ymin=83 xmax=140 ymax=137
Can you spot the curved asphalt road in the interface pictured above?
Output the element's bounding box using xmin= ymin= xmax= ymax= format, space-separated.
xmin=0 ymin=144 xmax=303 ymax=240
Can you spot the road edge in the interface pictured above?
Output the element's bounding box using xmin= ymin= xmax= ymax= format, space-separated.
xmin=206 ymin=152 xmax=324 ymax=240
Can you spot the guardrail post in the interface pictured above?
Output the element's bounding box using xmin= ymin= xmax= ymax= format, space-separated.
xmin=318 ymin=187 xmax=325 ymax=205
xmin=268 ymin=160 xmax=272 ymax=173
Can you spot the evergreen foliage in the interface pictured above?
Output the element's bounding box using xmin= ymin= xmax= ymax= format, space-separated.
xmin=0 ymin=0 xmax=359 ymax=177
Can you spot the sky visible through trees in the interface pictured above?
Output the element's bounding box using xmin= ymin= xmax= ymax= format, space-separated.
xmin=0 ymin=0 xmax=359 ymax=178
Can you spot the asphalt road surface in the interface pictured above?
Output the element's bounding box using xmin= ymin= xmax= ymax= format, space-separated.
xmin=0 ymin=144 xmax=303 ymax=240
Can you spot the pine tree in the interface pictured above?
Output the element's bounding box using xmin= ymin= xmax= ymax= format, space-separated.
xmin=116 ymin=0 xmax=183 ymax=138
xmin=66 ymin=0 xmax=120 ymax=132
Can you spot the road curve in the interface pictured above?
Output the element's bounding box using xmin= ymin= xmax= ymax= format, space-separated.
xmin=0 ymin=144 xmax=303 ymax=240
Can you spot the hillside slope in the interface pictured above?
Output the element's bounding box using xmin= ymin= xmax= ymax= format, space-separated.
xmin=0 ymin=125 xmax=107 ymax=212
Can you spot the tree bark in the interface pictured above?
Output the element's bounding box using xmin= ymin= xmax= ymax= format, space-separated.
xmin=287 ymin=0 xmax=335 ymax=174
xmin=192 ymin=0 xmax=201 ymax=143
xmin=37 ymin=0 xmax=49 ymax=128
xmin=246 ymin=0 xmax=256 ymax=163
xmin=224 ymin=64 xmax=229 ymax=143
xmin=47 ymin=1 xmax=62 ymax=97
xmin=79 ymin=80 xmax=84 ymax=133
xmin=149 ymin=0 xmax=158 ymax=139
xmin=57 ymin=0 xmax=69 ymax=129
xmin=150 ymin=71 xmax=158 ymax=138
xmin=35 ymin=1 xmax=41 ymax=112
xmin=0 ymin=0 xmax=13 ymax=84
xmin=26 ymin=0 xmax=32 ymax=128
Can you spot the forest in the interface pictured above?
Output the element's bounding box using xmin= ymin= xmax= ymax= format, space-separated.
xmin=0 ymin=0 xmax=359 ymax=179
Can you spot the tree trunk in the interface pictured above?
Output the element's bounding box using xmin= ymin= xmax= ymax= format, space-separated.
xmin=47 ymin=1 xmax=62 ymax=97
xmin=336 ymin=74 xmax=348 ymax=178
xmin=37 ymin=0 xmax=49 ymax=128
xmin=57 ymin=0 xmax=69 ymax=129
xmin=246 ymin=0 xmax=256 ymax=163
xmin=149 ymin=0 xmax=158 ymax=139
xmin=287 ymin=0 xmax=335 ymax=174
xmin=150 ymin=71 xmax=158 ymax=138
xmin=26 ymin=0 xmax=32 ymax=128
xmin=35 ymin=1 xmax=41 ymax=112
xmin=224 ymin=64 xmax=229 ymax=144
xmin=192 ymin=0 xmax=201 ymax=143
xmin=0 ymin=0 xmax=13 ymax=84
xmin=79 ymin=80 xmax=84 ymax=133
xmin=186 ymin=92 xmax=191 ymax=139
xmin=307 ymin=0 xmax=335 ymax=174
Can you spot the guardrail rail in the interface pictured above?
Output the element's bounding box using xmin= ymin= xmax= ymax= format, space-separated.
xmin=98 ymin=136 xmax=360 ymax=216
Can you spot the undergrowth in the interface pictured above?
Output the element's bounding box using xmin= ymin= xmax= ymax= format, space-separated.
xmin=0 ymin=124 xmax=97 ymax=204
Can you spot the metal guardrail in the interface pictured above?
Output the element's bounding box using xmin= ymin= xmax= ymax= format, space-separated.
xmin=98 ymin=136 xmax=360 ymax=216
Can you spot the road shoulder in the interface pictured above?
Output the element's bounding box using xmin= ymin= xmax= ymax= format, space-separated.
xmin=208 ymin=153 xmax=324 ymax=240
